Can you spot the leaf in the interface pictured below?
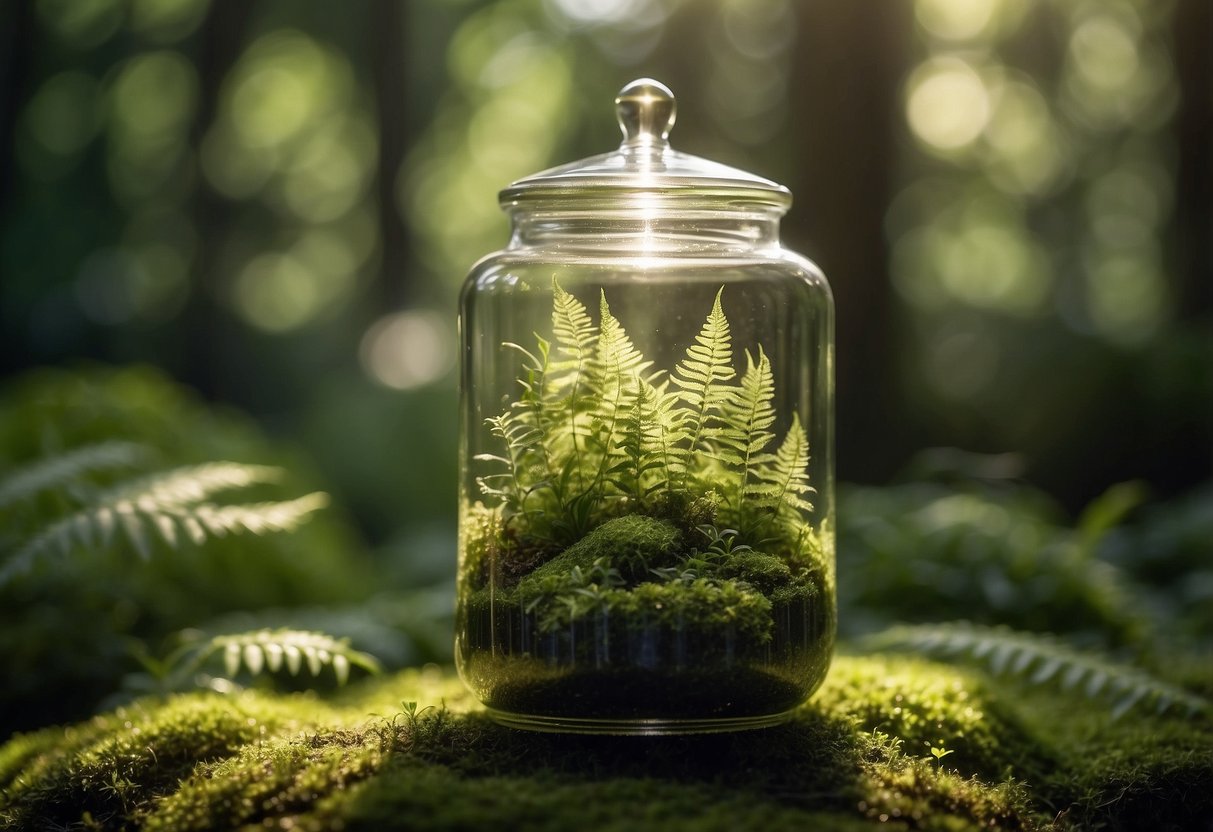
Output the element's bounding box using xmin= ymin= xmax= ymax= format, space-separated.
xmin=671 ymin=288 xmax=736 ymax=480
xmin=0 ymin=463 xmax=326 ymax=586
xmin=715 ymin=346 xmax=776 ymax=508
xmin=747 ymin=413 xmax=814 ymax=541
xmin=175 ymin=629 xmax=381 ymax=688
xmin=864 ymin=622 xmax=1212 ymax=720
xmin=0 ymin=441 xmax=151 ymax=510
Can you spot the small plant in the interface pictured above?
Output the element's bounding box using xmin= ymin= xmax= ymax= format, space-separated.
xmin=927 ymin=742 xmax=955 ymax=767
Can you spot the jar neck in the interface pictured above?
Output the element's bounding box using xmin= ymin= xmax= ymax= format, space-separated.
xmin=508 ymin=209 xmax=783 ymax=254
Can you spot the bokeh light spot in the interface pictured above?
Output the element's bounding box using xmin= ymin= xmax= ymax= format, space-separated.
xmin=22 ymin=72 xmax=100 ymax=158
xmin=982 ymin=79 xmax=1068 ymax=196
xmin=1084 ymin=250 xmax=1167 ymax=345
xmin=915 ymin=0 xmax=1000 ymax=41
xmin=546 ymin=0 xmax=646 ymax=26
xmin=227 ymin=31 xmax=351 ymax=150
xmin=360 ymin=310 xmax=456 ymax=391
xmin=1069 ymin=13 xmax=1140 ymax=92
xmin=907 ymin=58 xmax=991 ymax=152
xmin=233 ymin=253 xmax=322 ymax=332
xmin=108 ymin=51 xmax=198 ymax=148
xmin=129 ymin=0 xmax=209 ymax=44
xmin=36 ymin=0 xmax=122 ymax=48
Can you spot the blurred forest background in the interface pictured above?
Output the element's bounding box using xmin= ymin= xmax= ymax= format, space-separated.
xmin=1 ymin=0 xmax=1209 ymax=566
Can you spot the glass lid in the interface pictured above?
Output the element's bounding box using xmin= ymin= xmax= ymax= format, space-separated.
xmin=499 ymin=78 xmax=793 ymax=212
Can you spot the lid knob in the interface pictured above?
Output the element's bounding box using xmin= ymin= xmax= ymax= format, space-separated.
xmin=616 ymin=78 xmax=676 ymax=147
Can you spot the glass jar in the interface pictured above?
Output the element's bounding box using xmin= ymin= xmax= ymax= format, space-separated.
xmin=456 ymin=79 xmax=835 ymax=734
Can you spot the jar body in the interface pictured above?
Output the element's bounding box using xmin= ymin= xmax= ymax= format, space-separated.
xmin=456 ymin=237 xmax=835 ymax=734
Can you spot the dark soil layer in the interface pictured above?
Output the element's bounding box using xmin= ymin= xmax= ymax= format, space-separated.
xmin=459 ymin=595 xmax=833 ymax=721
xmin=480 ymin=664 xmax=811 ymax=720
xmin=3 ymin=655 xmax=1211 ymax=831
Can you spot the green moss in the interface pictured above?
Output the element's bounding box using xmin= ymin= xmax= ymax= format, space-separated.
xmin=518 ymin=516 xmax=683 ymax=592
xmin=3 ymin=658 xmax=1211 ymax=831
xmin=612 ymin=578 xmax=773 ymax=643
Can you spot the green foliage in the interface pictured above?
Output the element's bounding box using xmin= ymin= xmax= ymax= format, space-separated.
xmin=1 ymin=459 xmax=328 ymax=584
xmin=474 ymin=283 xmax=818 ymax=562
xmin=0 ymin=440 xmax=148 ymax=509
xmin=166 ymin=629 xmax=381 ymax=688
xmin=744 ymin=413 xmax=814 ymax=545
xmin=504 ymin=517 xmax=818 ymax=641
xmin=715 ymin=347 xmax=775 ymax=512
xmin=0 ymin=367 xmax=378 ymax=735
xmin=1098 ymin=483 xmax=1213 ymax=643
xmin=670 ymin=287 xmax=736 ymax=484
xmin=864 ymin=622 xmax=1211 ymax=720
xmin=836 ymin=481 xmax=1148 ymax=644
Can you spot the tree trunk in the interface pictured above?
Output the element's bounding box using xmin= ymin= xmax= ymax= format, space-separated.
xmin=786 ymin=1 xmax=915 ymax=483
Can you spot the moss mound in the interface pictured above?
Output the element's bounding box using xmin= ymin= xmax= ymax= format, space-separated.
xmin=3 ymin=657 xmax=1210 ymax=831
xmin=519 ymin=516 xmax=684 ymax=592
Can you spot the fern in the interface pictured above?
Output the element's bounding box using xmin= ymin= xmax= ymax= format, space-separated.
xmin=477 ymin=286 xmax=817 ymax=555
xmin=608 ymin=376 xmax=681 ymax=501
xmin=168 ymin=628 xmax=380 ymax=687
xmin=865 ymin=622 xmax=1211 ymax=719
xmin=747 ymin=413 xmax=814 ymax=536
xmin=714 ymin=347 xmax=776 ymax=514
xmin=671 ymin=288 xmax=736 ymax=485
xmin=589 ymin=291 xmax=653 ymax=491
xmin=547 ymin=279 xmax=600 ymax=490
xmin=0 ymin=441 xmax=150 ymax=509
xmin=1 ymin=462 xmax=328 ymax=585
xmin=476 ymin=410 xmax=543 ymax=517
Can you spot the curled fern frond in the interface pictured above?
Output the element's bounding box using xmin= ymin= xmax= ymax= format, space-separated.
xmin=0 ymin=441 xmax=151 ymax=509
xmin=172 ymin=628 xmax=380 ymax=687
xmin=864 ymin=622 xmax=1211 ymax=720
xmin=1 ymin=463 xmax=326 ymax=585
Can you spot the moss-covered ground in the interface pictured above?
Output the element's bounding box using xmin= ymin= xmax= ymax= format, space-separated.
xmin=3 ymin=655 xmax=1210 ymax=831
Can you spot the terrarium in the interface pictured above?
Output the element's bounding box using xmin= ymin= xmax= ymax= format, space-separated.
xmin=456 ymin=79 xmax=835 ymax=734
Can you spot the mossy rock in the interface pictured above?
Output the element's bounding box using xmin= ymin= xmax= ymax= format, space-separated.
xmin=4 ymin=657 xmax=1211 ymax=831
xmin=518 ymin=515 xmax=683 ymax=593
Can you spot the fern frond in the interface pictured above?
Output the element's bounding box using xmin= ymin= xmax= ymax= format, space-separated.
xmin=476 ymin=410 xmax=545 ymax=514
xmin=0 ymin=464 xmax=325 ymax=585
xmin=864 ymin=622 xmax=1212 ymax=720
xmin=546 ymin=280 xmax=600 ymax=491
xmin=123 ymin=461 xmax=284 ymax=505
xmin=589 ymin=291 xmax=653 ymax=492
xmin=173 ymin=628 xmax=380 ymax=686
xmin=747 ymin=412 xmax=814 ymax=528
xmin=608 ymin=376 xmax=682 ymax=501
xmin=671 ymin=288 xmax=736 ymax=481
xmin=0 ymin=441 xmax=150 ymax=509
xmin=714 ymin=347 xmax=776 ymax=508
xmin=548 ymin=279 xmax=599 ymax=390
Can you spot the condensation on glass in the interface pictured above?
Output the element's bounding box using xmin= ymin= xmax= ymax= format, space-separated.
xmin=456 ymin=79 xmax=835 ymax=734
